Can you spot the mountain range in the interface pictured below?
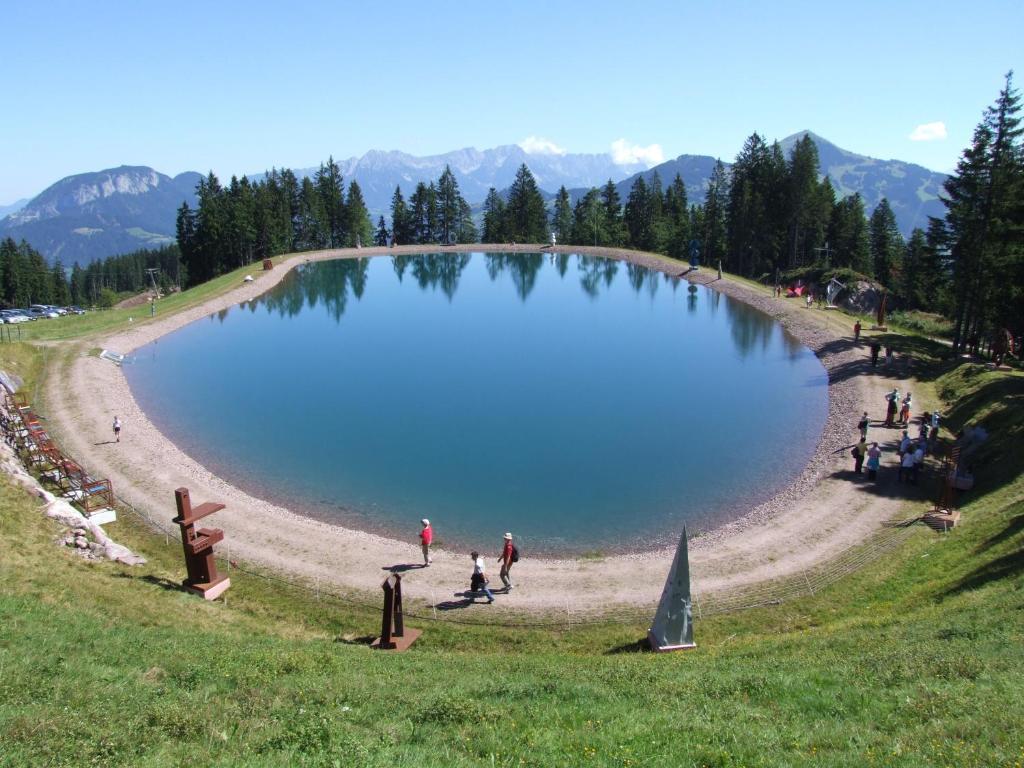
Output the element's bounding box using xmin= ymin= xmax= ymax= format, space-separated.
xmin=0 ymin=168 xmax=201 ymax=265
xmin=1 ymin=133 xmax=948 ymax=265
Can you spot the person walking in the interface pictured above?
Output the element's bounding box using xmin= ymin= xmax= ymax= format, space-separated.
xmin=470 ymin=551 xmax=494 ymax=603
xmin=866 ymin=442 xmax=882 ymax=480
xmin=885 ymin=346 xmax=895 ymax=367
xmin=857 ymin=412 xmax=870 ymax=440
xmin=112 ymin=415 xmax=121 ymax=443
xmin=497 ymin=532 xmax=516 ymax=590
xmin=853 ymin=320 xmax=862 ymax=343
xmin=870 ymin=341 xmax=881 ymax=368
xmin=419 ymin=518 xmax=433 ymax=566
xmin=853 ymin=438 xmax=867 ymax=474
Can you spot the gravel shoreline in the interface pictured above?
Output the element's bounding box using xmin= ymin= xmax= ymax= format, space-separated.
xmin=40 ymin=245 xmax=914 ymax=612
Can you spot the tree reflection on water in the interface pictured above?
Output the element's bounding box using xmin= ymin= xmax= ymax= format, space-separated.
xmin=252 ymin=253 xmax=807 ymax=361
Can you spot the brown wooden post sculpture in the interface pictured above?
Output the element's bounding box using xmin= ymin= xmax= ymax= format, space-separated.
xmin=262 ymin=258 xmax=274 ymax=271
xmin=371 ymin=573 xmax=421 ymax=651
xmin=173 ymin=487 xmax=231 ymax=600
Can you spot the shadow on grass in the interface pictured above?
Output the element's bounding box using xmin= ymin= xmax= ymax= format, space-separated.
xmin=978 ymin=513 xmax=1024 ymax=552
xmin=939 ymin=368 xmax=1024 ymax=499
xmin=114 ymin=572 xmax=187 ymax=593
xmin=433 ymin=589 xmax=505 ymax=611
xmin=942 ymin=549 xmax=1024 ymax=597
xmin=334 ymin=634 xmax=376 ymax=645
xmin=604 ymin=638 xmax=651 ymax=655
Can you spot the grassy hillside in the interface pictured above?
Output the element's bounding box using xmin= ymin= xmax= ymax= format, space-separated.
xmin=1 ymin=260 xmax=1022 ymax=766
xmin=1 ymin=350 xmax=1022 ymax=765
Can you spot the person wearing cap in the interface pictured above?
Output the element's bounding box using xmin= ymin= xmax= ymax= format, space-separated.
xmin=419 ymin=519 xmax=433 ymax=566
xmin=498 ymin=532 xmax=516 ymax=590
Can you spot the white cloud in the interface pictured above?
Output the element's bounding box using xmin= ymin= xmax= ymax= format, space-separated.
xmin=908 ymin=122 xmax=948 ymax=142
xmin=611 ymin=139 xmax=665 ymax=167
xmin=518 ymin=136 xmax=567 ymax=156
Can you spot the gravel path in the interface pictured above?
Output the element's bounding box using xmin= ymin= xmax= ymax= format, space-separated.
xmin=40 ymin=245 xmax=927 ymax=615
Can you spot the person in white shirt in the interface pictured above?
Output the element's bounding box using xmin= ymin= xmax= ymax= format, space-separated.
xmin=469 ymin=551 xmax=494 ymax=603
xmin=899 ymin=448 xmax=916 ymax=483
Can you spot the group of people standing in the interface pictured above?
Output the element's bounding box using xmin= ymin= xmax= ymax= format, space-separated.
xmin=852 ymin=401 xmax=941 ymax=484
xmin=419 ymin=519 xmax=518 ymax=604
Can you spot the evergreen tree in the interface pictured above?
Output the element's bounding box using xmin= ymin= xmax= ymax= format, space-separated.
xmin=175 ymin=201 xmax=197 ymax=284
xmin=647 ymin=172 xmax=667 ymax=252
xmin=50 ymin=261 xmax=71 ymax=306
xmin=25 ymin=243 xmax=51 ymax=303
xmin=920 ymin=217 xmax=952 ymax=313
xmin=69 ymin=262 xmax=86 ymax=306
xmin=727 ymin=133 xmax=786 ymax=277
xmin=573 ymin=188 xmax=604 ymax=245
xmin=600 ymin=179 xmax=625 ymax=246
xmin=943 ymin=71 xmax=1024 ymax=351
xmin=785 ymin=135 xmax=828 ymax=269
xmin=551 ymin=186 xmax=573 ymax=245
xmin=409 ymin=182 xmax=437 ymax=244
xmin=345 ymin=181 xmax=373 ymax=247
xmin=225 ymin=175 xmax=257 ymax=268
xmin=315 ymin=157 xmax=347 ymax=247
xmin=375 ymin=216 xmax=390 ymax=247
xmin=624 ymin=175 xmax=654 ymax=251
xmin=297 ymin=177 xmax=328 ymax=251
xmin=702 ymin=161 xmax=729 ymax=267
xmin=390 ymin=186 xmax=411 ymax=245
xmin=869 ymin=197 xmax=904 ymax=287
xmin=663 ymin=174 xmax=690 ymax=260
xmin=505 ymin=164 xmax=548 ymax=242
xmin=436 ymin=165 xmax=462 ymax=244
xmin=829 ymin=193 xmax=872 ymax=274
xmin=482 ymin=187 xmax=507 ymax=243
xmin=456 ymin=198 xmax=478 ymax=243
xmin=899 ymin=228 xmax=929 ymax=310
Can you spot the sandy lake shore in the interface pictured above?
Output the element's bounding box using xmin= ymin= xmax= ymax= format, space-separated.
xmin=41 ymin=244 xmax=924 ymax=615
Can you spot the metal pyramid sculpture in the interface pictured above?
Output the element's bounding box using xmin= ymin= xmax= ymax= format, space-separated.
xmin=648 ymin=527 xmax=696 ymax=651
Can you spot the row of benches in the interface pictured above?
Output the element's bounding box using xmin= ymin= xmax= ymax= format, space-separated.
xmin=0 ymin=387 xmax=115 ymax=515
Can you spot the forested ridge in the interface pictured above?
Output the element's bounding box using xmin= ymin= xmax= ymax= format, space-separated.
xmin=6 ymin=76 xmax=1018 ymax=350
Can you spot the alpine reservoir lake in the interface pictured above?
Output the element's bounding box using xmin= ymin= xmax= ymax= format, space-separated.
xmin=125 ymin=253 xmax=828 ymax=553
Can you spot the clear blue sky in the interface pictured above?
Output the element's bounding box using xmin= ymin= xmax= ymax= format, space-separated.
xmin=2 ymin=0 xmax=1022 ymax=203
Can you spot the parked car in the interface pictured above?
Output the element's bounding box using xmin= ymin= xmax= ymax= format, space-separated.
xmin=28 ymin=305 xmax=60 ymax=319
xmin=64 ymin=306 xmax=86 ymax=315
xmin=0 ymin=309 xmax=31 ymax=323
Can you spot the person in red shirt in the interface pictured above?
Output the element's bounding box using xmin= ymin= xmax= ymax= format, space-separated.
xmin=419 ymin=519 xmax=433 ymax=566
xmin=498 ymin=532 xmax=515 ymax=589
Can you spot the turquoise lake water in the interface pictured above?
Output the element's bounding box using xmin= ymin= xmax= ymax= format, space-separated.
xmin=125 ymin=253 xmax=828 ymax=553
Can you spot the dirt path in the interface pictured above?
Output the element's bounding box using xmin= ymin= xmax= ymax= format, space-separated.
xmin=40 ymin=245 xmax=932 ymax=614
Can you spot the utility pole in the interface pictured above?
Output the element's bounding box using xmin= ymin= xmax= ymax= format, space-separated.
xmin=814 ymin=242 xmax=833 ymax=269
xmin=145 ymin=268 xmax=161 ymax=296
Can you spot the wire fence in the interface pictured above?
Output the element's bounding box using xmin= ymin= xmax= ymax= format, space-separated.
xmin=4 ymin=376 xmax=921 ymax=630
xmin=113 ymin=489 xmax=919 ymax=629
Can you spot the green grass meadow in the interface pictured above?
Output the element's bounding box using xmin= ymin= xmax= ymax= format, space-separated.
xmin=1 ymin=262 xmax=1022 ymax=766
